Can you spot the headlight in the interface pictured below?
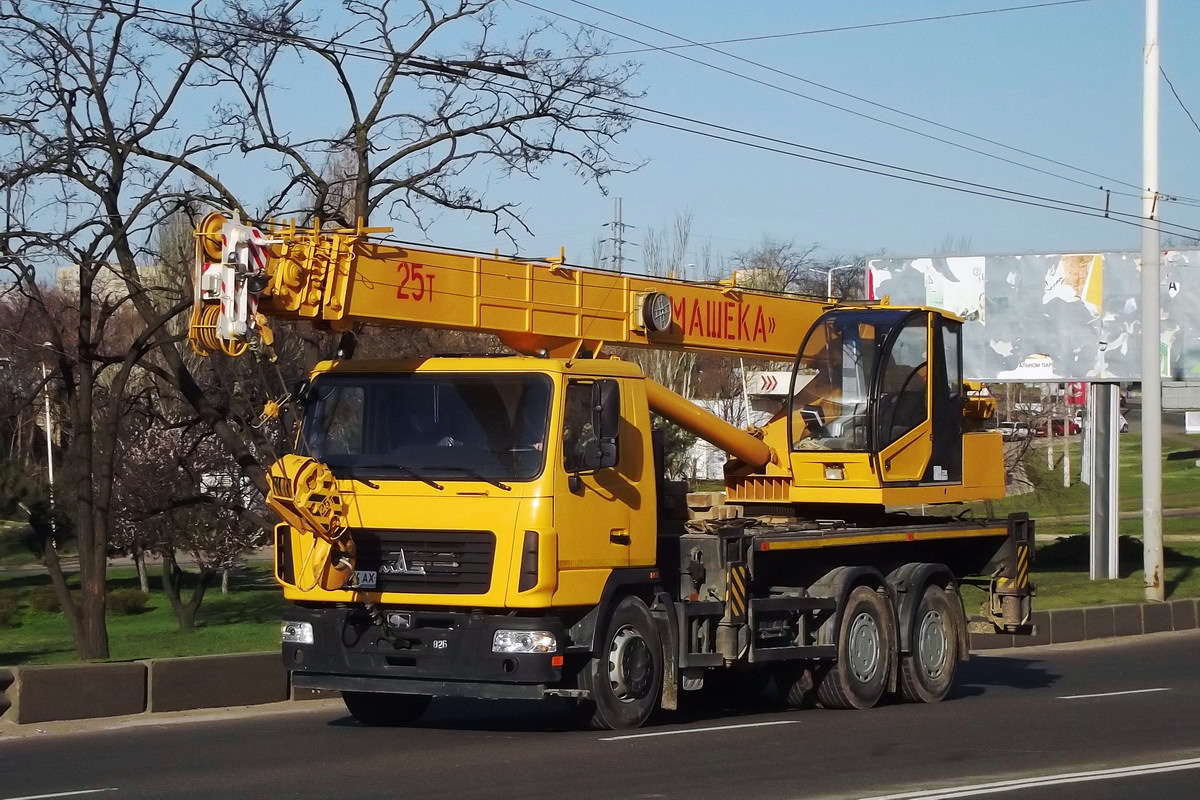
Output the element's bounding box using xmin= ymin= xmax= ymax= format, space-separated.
xmin=281 ymin=621 xmax=314 ymax=644
xmin=492 ymin=629 xmax=555 ymax=653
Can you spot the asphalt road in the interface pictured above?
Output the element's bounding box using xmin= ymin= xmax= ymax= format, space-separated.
xmin=3 ymin=632 xmax=1199 ymax=800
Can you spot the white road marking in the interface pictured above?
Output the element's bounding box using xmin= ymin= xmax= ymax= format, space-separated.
xmin=2 ymin=790 xmax=118 ymax=800
xmin=1057 ymin=687 xmax=1172 ymax=700
xmin=599 ymin=720 xmax=800 ymax=741
xmin=857 ymin=755 xmax=1200 ymax=799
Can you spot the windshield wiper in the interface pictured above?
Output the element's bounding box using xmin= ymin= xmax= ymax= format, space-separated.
xmin=353 ymin=462 xmax=444 ymax=490
xmin=342 ymin=467 xmax=380 ymax=491
xmin=433 ymin=466 xmax=511 ymax=491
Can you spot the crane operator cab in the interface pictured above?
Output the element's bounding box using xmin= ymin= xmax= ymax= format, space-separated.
xmin=734 ymin=308 xmax=1005 ymax=509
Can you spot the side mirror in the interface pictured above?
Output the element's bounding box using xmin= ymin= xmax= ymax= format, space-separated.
xmin=564 ymin=379 xmax=621 ymax=475
xmin=591 ymin=381 xmax=620 ymax=469
xmin=290 ymin=379 xmax=310 ymax=405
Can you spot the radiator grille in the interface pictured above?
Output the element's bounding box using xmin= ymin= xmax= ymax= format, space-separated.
xmin=352 ymin=529 xmax=495 ymax=594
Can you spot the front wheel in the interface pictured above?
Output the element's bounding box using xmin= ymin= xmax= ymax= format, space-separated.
xmin=577 ymin=595 xmax=663 ymax=730
xmin=898 ymin=585 xmax=960 ymax=703
xmin=342 ymin=691 xmax=431 ymax=726
xmin=814 ymin=585 xmax=894 ymax=710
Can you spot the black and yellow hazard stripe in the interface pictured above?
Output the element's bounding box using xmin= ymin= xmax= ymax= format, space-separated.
xmin=1015 ymin=542 xmax=1030 ymax=588
xmin=727 ymin=564 xmax=748 ymax=622
xmin=996 ymin=543 xmax=1031 ymax=590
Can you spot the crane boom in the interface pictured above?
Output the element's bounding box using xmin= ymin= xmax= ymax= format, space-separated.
xmin=189 ymin=214 xmax=838 ymax=361
xmin=191 ymin=211 xmax=1005 ymax=509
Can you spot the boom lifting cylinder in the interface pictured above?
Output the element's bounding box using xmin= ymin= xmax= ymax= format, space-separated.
xmin=644 ymin=378 xmax=774 ymax=470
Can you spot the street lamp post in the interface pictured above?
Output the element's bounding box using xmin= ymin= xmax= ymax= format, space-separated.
xmin=803 ymin=264 xmax=859 ymax=300
xmin=41 ymin=342 xmax=57 ymax=540
xmin=825 ymin=264 xmax=858 ymax=300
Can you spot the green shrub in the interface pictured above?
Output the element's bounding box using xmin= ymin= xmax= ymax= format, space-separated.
xmin=106 ymin=589 xmax=150 ymax=616
xmin=27 ymin=586 xmax=62 ymax=613
xmin=0 ymin=590 xmax=19 ymax=626
xmin=26 ymin=586 xmax=85 ymax=613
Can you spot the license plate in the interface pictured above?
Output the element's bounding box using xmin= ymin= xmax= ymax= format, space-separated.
xmin=353 ymin=570 xmax=377 ymax=589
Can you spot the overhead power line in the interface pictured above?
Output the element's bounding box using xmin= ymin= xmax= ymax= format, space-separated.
xmin=596 ymin=0 xmax=1109 ymax=57
xmin=543 ymin=0 xmax=1184 ymax=207
xmin=34 ymin=0 xmax=1200 ymax=240
xmin=628 ymin=108 xmax=1200 ymax=240
xmin=1161 ymin=66 xmax=1200 ymax=139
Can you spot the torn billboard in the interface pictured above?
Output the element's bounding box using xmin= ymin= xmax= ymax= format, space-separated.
xmin=867 ymin=251 xmax=1200 ymax=382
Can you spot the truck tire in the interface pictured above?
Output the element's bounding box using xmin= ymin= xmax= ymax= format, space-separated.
xmin=342 ymin=691 xmax=431 ymax=726
xmin=776 ymin=664 xmax=817 ymax=709
xmin=898 ymin=584 xmax=959 ymax=703
xmin=577 ymin=595 xmax=663 ymax=730
xmin=815 ymin=586 xmax=894 ymax=710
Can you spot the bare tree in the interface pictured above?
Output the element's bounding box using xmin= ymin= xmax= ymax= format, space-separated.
xmin=626 ymin=212 xmax=697 ymax=392
xmin=0 ymin=1 xmax=262 ymax=658
xmin=1 ymin=1 xmax=643 ymax=657
xmin=203 ymin=0 xmax=642 ymax=236
xmin=112 ymin=422 xmax=266 ymax=631
xmin=728 ymin=238 xmax=866 ymax=299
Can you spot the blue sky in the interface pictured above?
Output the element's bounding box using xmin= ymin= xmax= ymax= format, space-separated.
xmin=168 ymin=1 xmax=1200 ymax=270
xmin=409 ymin=0 xmax=1200 ymax=269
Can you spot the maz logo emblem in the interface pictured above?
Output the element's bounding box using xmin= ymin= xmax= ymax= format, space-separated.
xmin=379 ymin=549 xmax=427 ymax=576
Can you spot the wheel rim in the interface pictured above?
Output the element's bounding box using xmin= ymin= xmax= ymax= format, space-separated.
xmin=608 ymin=624 xmax=653 ymax=702
xmin=918 ymin=609 xmax=948 ymax=678
xmin=847 ymin=611 xmax=881 ymax=683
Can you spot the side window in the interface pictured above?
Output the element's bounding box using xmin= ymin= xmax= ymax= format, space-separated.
xmin=944 ymin=322 xmax=962 ymax=399
xmin=563 ymin=379 xmax=620 ymax=472
xmin=875 ymin=316 xmax=929 ymax=448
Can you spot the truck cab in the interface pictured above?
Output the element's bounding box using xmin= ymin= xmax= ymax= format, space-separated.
xmin=278 ymin=356 xmax=670 ymax=725
xmin=284 ymin=356 xmax=658 ymax=608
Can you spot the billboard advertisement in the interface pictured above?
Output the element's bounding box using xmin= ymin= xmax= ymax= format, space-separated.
xmin=867 ymin=250 xmax=1200 ymax=382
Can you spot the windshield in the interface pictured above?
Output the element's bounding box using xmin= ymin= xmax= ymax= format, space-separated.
xmin=789 ymin=309 xmax=908 ymax=451
xmin=301 ymin=373 xmax=552 ymax=481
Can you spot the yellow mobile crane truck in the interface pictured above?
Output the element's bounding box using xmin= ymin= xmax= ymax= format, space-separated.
xmin=190 ymin=213 xmax=1033 ymax=730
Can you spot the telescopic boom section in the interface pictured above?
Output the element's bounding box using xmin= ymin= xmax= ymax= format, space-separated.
xmin=188 ymin=213 xmax=834 ymax=362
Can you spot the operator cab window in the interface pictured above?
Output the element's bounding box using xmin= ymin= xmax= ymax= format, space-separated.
xmin=789 ymin=310 xmax=905 ymax=452
xmin=874 ymin=314 xmax=929 ymax=449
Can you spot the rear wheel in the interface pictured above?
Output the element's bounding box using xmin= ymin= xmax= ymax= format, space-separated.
xmin=342 ymin=691 xmax=431 ymax=726
xmin=775 ymin=664 xmax=818 ymax=709
xmin=577 ymin=595 xmax=663 ymax=730
xmin=815 ymin=586 xmax=894 ymax=710
xmin=898 ymin=584 xmax=960 ymax=703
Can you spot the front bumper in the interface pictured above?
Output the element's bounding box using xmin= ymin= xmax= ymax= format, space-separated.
xmin=283 ymin=606 xmax=568 ymax=698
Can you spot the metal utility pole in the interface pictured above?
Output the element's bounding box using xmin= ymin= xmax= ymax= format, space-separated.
xmin=1089 ymin=383 xmax=1120 ymax=580
xmin=603 ymin=198 xmax=634 ymax=273
xmin=1141 ymin=0 xmax=1164 ymax=601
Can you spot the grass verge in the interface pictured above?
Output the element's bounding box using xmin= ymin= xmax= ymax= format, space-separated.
xmin=0 ymin=566 xmax=286 ymax=667
xmin=958 ymin=538 xmax=1200 ymax=613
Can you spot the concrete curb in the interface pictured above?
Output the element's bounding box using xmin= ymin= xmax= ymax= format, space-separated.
xmin=970 ymin=597 xmax=1200 ymax=650
xmin=147 ymin=653 xmax=288 ymax=713
xmin=0 ymin=668 xmax=13 ymax=718
xmin=7 ymin=662 xmax=146 ymax=724
xmin=3 ymin=599 xmax=1199 ymax=726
